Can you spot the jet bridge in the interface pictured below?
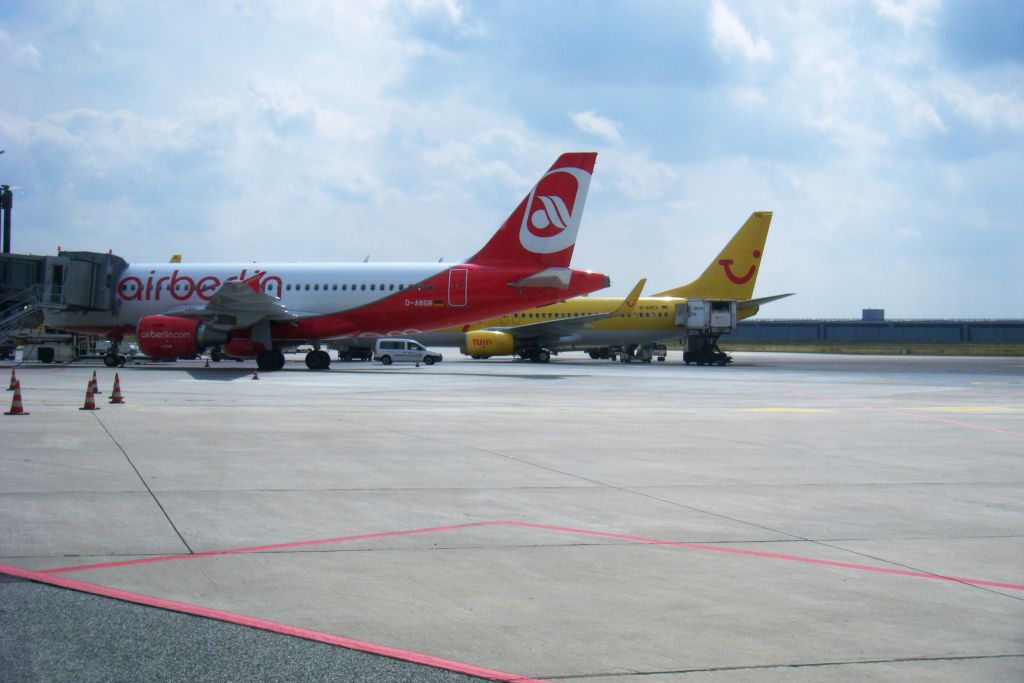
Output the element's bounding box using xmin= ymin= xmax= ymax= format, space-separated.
xmin=1 ymin=251 xmax=127 ymax=312
xmin=0 ymin=251 xmax=128 ymax=353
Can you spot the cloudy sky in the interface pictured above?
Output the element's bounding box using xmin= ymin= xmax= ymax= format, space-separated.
xmin=2 ymin=0 xmax=1022 ymax=318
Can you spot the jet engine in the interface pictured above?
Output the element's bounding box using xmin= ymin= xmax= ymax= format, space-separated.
xmin=461 ymin=330 xmax=515 ymax=358
xmin=137 ymin=315 xmax=229 ymax=358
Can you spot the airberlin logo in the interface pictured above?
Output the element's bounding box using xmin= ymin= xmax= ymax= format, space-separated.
xmin=139 ymin=330 xmax=191 ymax=339
xmin=718 ymin=251 xmax=761 ymax=285
xmin=118 ymin=268 xmax=283 ymax=302
xmin=519 ymin=166 xmax=591 ymax=255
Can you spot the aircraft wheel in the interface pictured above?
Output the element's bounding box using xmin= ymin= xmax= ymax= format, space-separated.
xmin=274 ymin=350 xmax=286 ymax=370
xmin=533 ymin=349 xmax=550 ymax=363
xmin=317 ymin=350 xmax=331 ymax=369
xmin=305 ymin=351 xmax=321 ymax=370
xmin=103 ymin=354 xmax=118 ymax=368
xmin=210 ymin=348 xmax=224 ymax=362
xmin=380 ymin=355 xmax=392 ymax=365
xmin=257 ymin=350 xmax=277 ymax=371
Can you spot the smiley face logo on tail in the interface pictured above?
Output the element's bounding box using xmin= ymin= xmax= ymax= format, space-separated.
xmin=718 ymin=250 xmax=761 ymax=284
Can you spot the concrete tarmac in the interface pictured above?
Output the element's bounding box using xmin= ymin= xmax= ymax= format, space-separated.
xmin=1 ymin=352 xmax=1022 ymax=681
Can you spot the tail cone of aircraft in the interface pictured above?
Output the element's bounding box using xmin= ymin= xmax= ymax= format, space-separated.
xmin=4 ymin=380 xmax=28 ymax=416
xmin=108 ymin=374 xmax=124 ymax=404
xmin=79 ymin=383 xmax=100 ymax=411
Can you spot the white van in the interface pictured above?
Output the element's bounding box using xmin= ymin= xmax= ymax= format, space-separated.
xmin=373 ymin=338 xmax=443 ymax=365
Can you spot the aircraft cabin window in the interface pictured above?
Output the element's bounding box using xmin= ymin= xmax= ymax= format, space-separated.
xmin=361 ymin=284 xmax=366 ymax=291
xmin=370 ymin=284 xmax=376 ymax=291
xmin=332 ymin=284 xmax=337 ymax=291
xmin=303 ymin=284 xmax=309 ymax=291
xmin=314 ymin=284 xmax=320 ymax=291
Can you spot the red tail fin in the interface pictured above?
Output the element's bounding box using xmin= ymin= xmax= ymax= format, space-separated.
xmin=466 ymin=153 xmax=597 ymax=268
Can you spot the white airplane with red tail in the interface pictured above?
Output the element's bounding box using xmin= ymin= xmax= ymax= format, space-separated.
xmin=45 ymin=153 xmax=609 ymax=370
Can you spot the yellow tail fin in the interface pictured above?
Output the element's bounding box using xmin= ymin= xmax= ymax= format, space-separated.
xmin=652 ymin=211 xmax=772 ymax=300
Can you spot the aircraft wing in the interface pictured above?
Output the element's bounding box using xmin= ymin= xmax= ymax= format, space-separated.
xmin=161 ymin=277 xmax=304 ymax=330
xmin=489 ymin=279 xmax=646 ymax=338
xmin=738 ymin=293 xmax=795 ymax=311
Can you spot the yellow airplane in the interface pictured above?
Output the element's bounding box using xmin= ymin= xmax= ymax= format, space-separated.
xmin=412 ymin=211 xmax=792 ymax=364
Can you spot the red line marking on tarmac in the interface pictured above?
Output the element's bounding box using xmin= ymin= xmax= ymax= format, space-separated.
xmin=0 ymin=562 xmax=549 ymax=683
xmin=41 ymin=520 xmax=1023 ymax=591
xmin=780 ymin=385 xmax=1023 ymax=439
xmin=494 ymin=521 xmax=1024 ymax=591
xmin=42 ymin=521 xmax=504 ymax=574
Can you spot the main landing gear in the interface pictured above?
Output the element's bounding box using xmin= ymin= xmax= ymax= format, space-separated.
xmin=517 ymin=348 xmax=551 ymax=363
xmin=256 ymin=349 xmax=286 ymax=371
xmin=304 ymin=349 xmax=331 ymax=370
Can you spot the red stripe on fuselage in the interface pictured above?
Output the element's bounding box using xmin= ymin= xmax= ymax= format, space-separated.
xmin=270 ymin=265 xmax=606 ymax=340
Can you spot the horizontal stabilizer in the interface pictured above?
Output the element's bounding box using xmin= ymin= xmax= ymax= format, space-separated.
xmin=509 ymin=267 xmax=573 ymax=289
xmin=738 ymin=292 xmax=795 ymax=311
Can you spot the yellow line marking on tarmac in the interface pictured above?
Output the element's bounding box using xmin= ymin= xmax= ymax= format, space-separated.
xmin=743 ymin=407 xmax=835 ymax=413
xmin=903 ymin=406 xmax=1022 ymax=413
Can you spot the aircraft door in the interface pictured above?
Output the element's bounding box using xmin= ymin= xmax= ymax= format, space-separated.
xmin=448 ymin=268 xmax=468 ymax=307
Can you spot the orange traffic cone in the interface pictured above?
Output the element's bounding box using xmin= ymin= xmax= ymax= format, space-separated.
xmin=108 ymin=373 xmax=125 ymax=404
xmin=90 ymin=370 xmax=103 ymax=395
xmin=7 ymin=368 xmax=16 ymax=391
xmin=80 ymin=382 xmax=100 ymax=411
xmin=5 ymin=380 xmax=28 ymax=416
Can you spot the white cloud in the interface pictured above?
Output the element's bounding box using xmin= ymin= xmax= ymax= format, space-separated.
xmin=3 ymin=3 xmax=1023 ymax=316
xmin=570 ymin=111 xmax=623 ymax=143
xmin=934 ymin=77 xmax=1024 ymax=130
xmin=897 ymin=226 xmax=923 ymax=239
xmin=874 ymin=0 xmax=940 ymax=32
xmin=709 ymin=1 xmax=773 ymax=63
xmin=0 ymin=29 xmax=42 ymax=70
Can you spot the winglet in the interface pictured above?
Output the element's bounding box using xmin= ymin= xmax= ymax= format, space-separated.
xmin=242 ymin=274 xmax=262 ymax=294
xmin=610 ymin=279 xmax=646 ymax=316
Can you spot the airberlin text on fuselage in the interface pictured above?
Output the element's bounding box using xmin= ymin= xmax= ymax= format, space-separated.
xmin=117 ymin=269 xmax=283 ymax=302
